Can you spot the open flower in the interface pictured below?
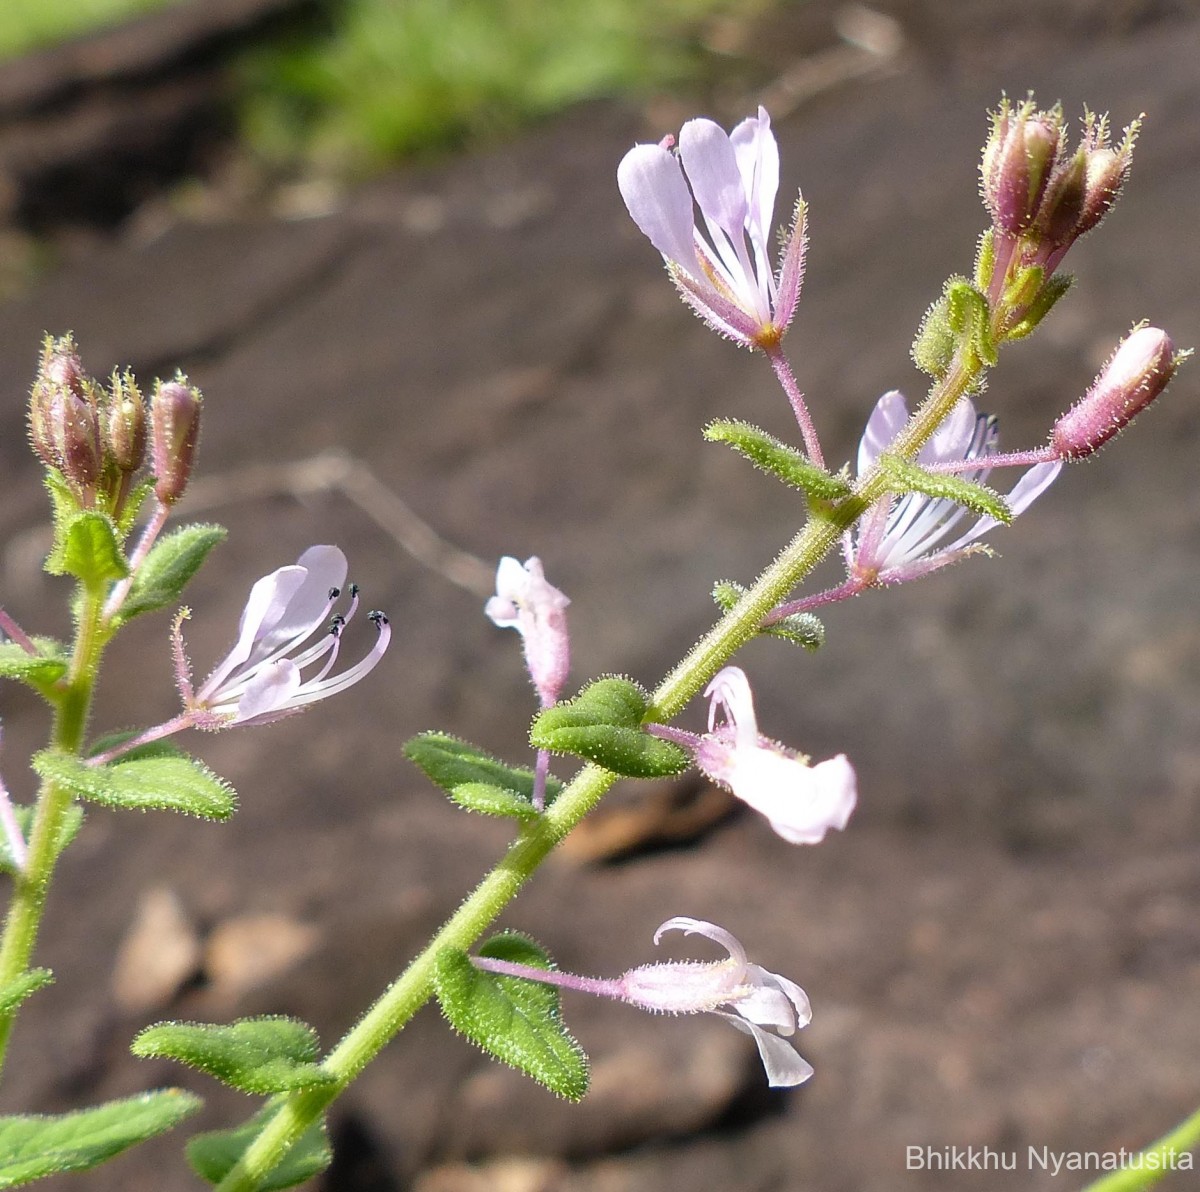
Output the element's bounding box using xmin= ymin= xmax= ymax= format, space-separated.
xmin=690 ymin=667 xmax=855 ymax=844
xmin=619 ymin=917 xmax=814 ymax=1087
xmin=617 ymin=106 xmax=806 ymax=349
xmin=181 ymin=545 xmax=390 ymax=727
xmin=485 ymin=556 xmax=570 ymax=708
xmin=848 ymin=391 xmax=1061 ymax=585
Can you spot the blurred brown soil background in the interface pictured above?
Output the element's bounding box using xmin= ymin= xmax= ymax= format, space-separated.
xmin=1 ymin=1 xmax=1199 ymax=1189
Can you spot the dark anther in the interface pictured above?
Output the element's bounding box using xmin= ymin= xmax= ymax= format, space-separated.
xmin=349 ymin=583 xmax=360 ymax=598
xmin=328 ymin=586 xmax=341 ymax=600
xmin=369 ymin=610 xmax=388 ymax=626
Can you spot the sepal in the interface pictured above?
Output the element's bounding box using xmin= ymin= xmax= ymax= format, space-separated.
xmin=1005 ymin=273 xmax=1074 ymax=341
xmin=131 ymin=1017 xmax=334 ymax=1095
xmin=530 ymin=677 xmax=689 ymax=778
xmin=877 ymin=454 xmax=1013 ymax=524
xmin=0 ymin=1090 xmax=201 ymax=1186
xmin=435 ymin=933 xmax=588 ymax=1101
xmin=187 ymin=1099 xmax=330 ymax=1190
xmin=703 ymin=420 xmax=851 ymax=500
xmin=403 ymin=732 xmax=562 ymax=817
xmin=33 ymin=747 xmax=237 ymax=821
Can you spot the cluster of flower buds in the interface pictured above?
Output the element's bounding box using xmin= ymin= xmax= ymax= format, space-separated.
xmin=26 ymin=334 xmax=202 ymax=515
xmin=980 ymin=98 xmax=1138 ymax=325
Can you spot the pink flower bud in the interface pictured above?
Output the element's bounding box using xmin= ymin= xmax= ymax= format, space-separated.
xmin=151 ymin=377 xmax=202 ymax=504
xmin=27 ymin=335 xmax=89 ymax=474
xmin=981 ymin=103 xmax=1060 ymax=235
xmin=52 ymin=391 xmax=103 ymax=489
xmin=107 ymin=371 xmax=147 ymax=474
xmin=1051 ymin=327 xmax=1185 ymax=460
xmin=1033 ymin=147 xmax=1087 ymax=248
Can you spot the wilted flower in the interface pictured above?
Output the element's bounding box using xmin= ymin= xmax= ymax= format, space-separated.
xmin=180 ymin=545 xmax=390 ymax=727
xmin=472 ymin=916 xmax=814 ymax=1087
xmin=617 ymin=107 xmax=806 ymax=349
xmin=849 ymin=391 xmax=1060 ymax=584
xmin=485 ymin=556 xmax=570 ymax=708
xmin=680 ymin=666 xmax=856 ymax=845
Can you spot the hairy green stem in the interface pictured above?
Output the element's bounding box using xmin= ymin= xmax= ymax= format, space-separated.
xmin=0 ymin=587 xmax=107 ymax=1074
xmin=214 ymin=347 xmax=982 ymax=1191
xmin=1078 ymin=1105 xmax=1200 ymax=1192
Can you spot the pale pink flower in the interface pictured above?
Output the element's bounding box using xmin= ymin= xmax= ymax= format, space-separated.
xmin=849 ymin=391 xmax=1060 ymax=584
xmin=485 ymin=556 xmax=570 ymax=708
xmin=617 ymin=107 xmax=806 ymax=348
xmin=183 ymin=545 xmax=390 ymax=727
xmin=694 ymin=667 xmax=855 ymax=845
xmin=619 ymin=917 xmax=814 ymax=1087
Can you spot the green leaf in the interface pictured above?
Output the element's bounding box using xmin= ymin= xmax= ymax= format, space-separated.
xmin=33 ymin=750 xmax=236 ymax=821
xmin=0 ymin=1089 xmax=201 ymax=1186
xmin=703 ymin=420 xmax=851 ymax=500
xmin=187 ymin=1100 xmax=330 ymax=1190
xmin=57 ymin=512 xmax=128 ymax=590
xmin=877 ymin=454 xmax=1013 ymax=524
xmin=0 ymin=805 xmax=84 ymax=876
xmin=0 ymin=638 xmax=68 ymax=695
xmin=115 ymin=524 xmax=227 ymax=625
xmin=530 ymin=677 xmax=688 ymax=779
xmin=132 ymin=1017 xmax=334 ymax=1095
xmin=403 ymin=733 xmax=561 ymax=815
xmin=712 ymin=581 xmax=825 ymax=650
xmin=42 ymin=471 xmax=79 ymax=576
xmin=1006 ymin=273 xmax=1074 ymax=341
xmin=435 ymin=933 xmax=588 ymax=1101
xmin=0 ymin=970 xmax=53 ymax=1017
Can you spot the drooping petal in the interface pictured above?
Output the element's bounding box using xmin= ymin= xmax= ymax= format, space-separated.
xmin=252 ymin=545 xmax=348 ymax=659
xmin=617 ymin=143 xmax=702 ymax=273
xmin=713 ymin=1012 xmax=815 ymax=1087
xmin=726 ymin=747 xmax=857 ymax=845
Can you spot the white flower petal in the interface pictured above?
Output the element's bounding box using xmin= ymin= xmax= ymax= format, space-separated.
xmin=256 ymin=545 xmax=348 ymax=657
xmin=678 ymin=118 xmax=750 ymax=243
xmin=730 ymin=106 xmax=779 ymax=251
xmin=617 ymin=144 xmax=702 ymax=273
xmin=857 ymin=391 xmax=909 ymax=476
xmin=233 ymin=659 xmax=302 ymax=723
xmin=713 ymin=1013 xmax=814 ymax=1087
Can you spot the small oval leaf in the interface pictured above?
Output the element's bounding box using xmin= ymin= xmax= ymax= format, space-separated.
xmin=0 ymin=1090 xmax=201 ymax=1186
xmin=33 ymin=750 xmax=236 ymax=821
xmin=531 ymin=678 xmax=690 ymax=779
xmin=132 ymin=1017 xmax=334 ymax=1095
xmin=404 ymin=733 xmax=561 ymax=811
xmin=115 ymin=524 xmax=227 ymax=625
xmin=435 ymin=934 xmax=588 ymax=1101
xmin=0 ymin=639 xmax=68 ymax=693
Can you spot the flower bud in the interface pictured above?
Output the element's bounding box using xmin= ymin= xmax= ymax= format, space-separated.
xmin=1051 ymin=327 xmax=1186 ymax=460
xmin=1075 ymin=116 xmax=1137 ymax=238
xmin=981 ymin=103 xmax=1060 ymax=234
xmin=1033 ymin=146 xmax=1087 ymax=248
xmin=52 ymin=391 xmax=104 ymax=490
xmin=27 ymin=336 xmax=88 ymax=472
xmin=151 ymin=377 xmax=202 ymax=504
xmin=107 ymin=370 xmax=147 ymax=474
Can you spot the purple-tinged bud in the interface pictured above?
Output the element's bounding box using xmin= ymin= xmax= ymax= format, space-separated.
xmin=1033 ymin=146 xmax=1087 ymax=248
xmin=51 ymin=391 xmax=103 ymax=490
xmin=107 ymin=370 xmax=147 ymax=474
xmin=1075 ymin=115 xmax=1138 ymax=238
xmin=28 ymin=335 xmax=88 ymax=472
xmin=982 ymin=103 xmax=1060 ymax=234
xmin=151 ymin=377 xmax=202 ymax=504
xmin=1051 ymin=327 xmax=1187 ymax=460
